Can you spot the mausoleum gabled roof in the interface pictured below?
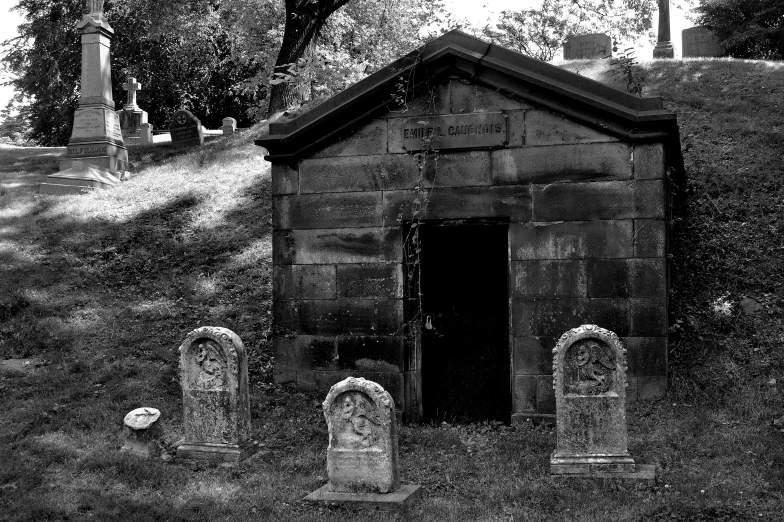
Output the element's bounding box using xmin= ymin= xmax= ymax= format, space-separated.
xmin=256 ymin=30 xmax=681 ymax=168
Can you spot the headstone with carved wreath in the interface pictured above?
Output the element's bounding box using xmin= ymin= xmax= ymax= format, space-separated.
xmin=305 ymin=377 xmax=421 ymax=509
xmin=169 ymin=109 xmax=204 ymax=148
xmin=176 ymin=326 xmax=259 ymax=464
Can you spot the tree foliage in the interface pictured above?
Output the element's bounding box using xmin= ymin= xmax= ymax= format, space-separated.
xmin=695 ymin=0 xmax=784 ymax=59
xmin=2 ymin=0 xmax=267 ymax=145
xmin=266 ymin=0 xmax=446 ymax=116
xmin=482 ymin=0 xmax=658 ymax=62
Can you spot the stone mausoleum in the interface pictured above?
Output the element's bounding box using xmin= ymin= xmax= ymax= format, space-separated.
xmin=257 ymin=31 xmax=682 ymax=424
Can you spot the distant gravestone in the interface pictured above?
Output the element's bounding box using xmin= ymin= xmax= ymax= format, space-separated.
xmin=222 ymin=117 xmax=237 ymax=136
xmin=305 ymin=377 xmax=421 ymax=509
xmin=563 ymin=34 xmax=611 ymax=60
xmin=176 ymin=326 xmax=259 ymax=464
xmin=169 ymin=109 xmax=204 ymax=148
xmin=117 ymin=77 xmax=149 ymax=146
xmin=682 ymin=27 xmax=723 ymax=58
xmin=550 ymin=325 xmax=654 ymax=479
xmin=121 ymin=407 xmax=162 ymax=458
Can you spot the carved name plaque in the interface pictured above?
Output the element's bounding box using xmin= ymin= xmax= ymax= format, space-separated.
xmin=393 ymin=112 xmax=508 ymax=152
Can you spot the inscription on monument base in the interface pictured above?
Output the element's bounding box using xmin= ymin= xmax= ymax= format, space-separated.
xmin=393 ymin=113 xmax=508 ymax=152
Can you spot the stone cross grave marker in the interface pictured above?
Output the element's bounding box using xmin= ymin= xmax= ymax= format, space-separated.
xmin=122 ymin=77 xmax=141 ymax=110
xmin=176 ymin=326 xmax=259 ymax=464
xmin=550 ymin=324 xmax=654 ymax=479
xmin=563 ymin=34 xmax=611 ymax=60
xmin=169 ymin=109 xmax=204 ymax=148
xmin=118 ymin=77 xmax=149 ymax=144
xmin=305 ymin=377 xmax=421 ymax=509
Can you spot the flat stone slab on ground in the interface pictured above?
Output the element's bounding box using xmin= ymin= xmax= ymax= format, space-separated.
xmin=552 ymin=463 xmax=656 ymax=480
xmin=304 ymin=484 xmax=422 ymax=510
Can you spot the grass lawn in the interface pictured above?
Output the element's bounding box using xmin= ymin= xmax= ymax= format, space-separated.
xmin=1 ymin=58 xmax=783 ymax=521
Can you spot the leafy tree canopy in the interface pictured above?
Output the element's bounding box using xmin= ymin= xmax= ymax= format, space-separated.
xmin=695 ymin=0 xmax=784 ymax=59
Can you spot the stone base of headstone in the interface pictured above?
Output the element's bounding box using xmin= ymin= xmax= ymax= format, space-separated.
xmin=550 ymin=453 xmax=637 ymax=474
xmin=39 ymin=163 xmax=121 ymax=195
xmin=176 ymin=439 xmax=261 ymax=464
xmin=653 ymin=41 xmax=675 ymax=58
xmin=305 ymin=484 xmax=422 ymax=511
xmin=139 ymin=123 xmax=153 ymax=145
xmin=120 ymin=408 xmax=162 ymax=459
xmin=551 ymin=461 xmax=656 ymax=480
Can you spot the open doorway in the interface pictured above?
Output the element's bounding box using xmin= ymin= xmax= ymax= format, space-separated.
xmin=418 ymin=222 xmax=510 ymax=423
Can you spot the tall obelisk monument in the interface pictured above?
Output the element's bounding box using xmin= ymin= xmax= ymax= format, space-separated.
xmin=40 ymin=0 xmax=129 ymax=195
xmin=653 ymin=0 xmax=675 ymax=58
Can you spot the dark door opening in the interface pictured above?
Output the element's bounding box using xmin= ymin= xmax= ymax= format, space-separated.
xmin=419 ymin=222 xmax=510 ymax=423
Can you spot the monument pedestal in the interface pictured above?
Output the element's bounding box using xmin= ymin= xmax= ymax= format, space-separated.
xmin=40 ymin=162 xmax=121 ymax=195
xmin=653 ymin=41 xmax=675 ymax=58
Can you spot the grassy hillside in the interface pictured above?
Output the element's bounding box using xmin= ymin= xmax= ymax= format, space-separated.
xmin=0 ymin=58 xmax=783 ymax=521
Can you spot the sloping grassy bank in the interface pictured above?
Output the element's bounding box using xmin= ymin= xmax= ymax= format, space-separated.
xmin=0 ymin=59 xmax=783 ymax=521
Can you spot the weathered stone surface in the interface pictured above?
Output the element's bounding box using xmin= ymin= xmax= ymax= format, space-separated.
xmin=274 ymin=265 xmax=336 ymax=299
xmin=274 ymin=192 xmax=383 ymax=229
xmin=623 ymin=337 xmax=667 ymax=376
xmin=380 ymin=81 xmax=450 ymax=119
xmin=513 ymin=298 xmax=630 ymax=337
xmin=272 ymin=300 xmax=298 ymax=334
xmin=537 ymin=375 xmax=556 ymax=413
xmin=298 ymin=300 xmax=403 ymax=336
xmin=289 ymin=228 xmax=403 ymax=265
xmin=323 ymin=377 xmax=401 ymax=493
xmin=511 ymin=221 xmax=633 ymax=260
xmin=634 ymin=219 xmax=666 ymax=257
xmin=634 ymin=143 xmax=665 ymax=179
xmin=512 ymin=260 xmax=587 ymax=297
xmin=630 ymin=298 xmax=668 ymax=336
xmin=513 ymin=336 xmax=554 ymax=375
xmin=449 ymin=80 xmax=533 ymax=113
xmin=337 ymin=264 xmax=403 ymax=299
xmin=272 ymin=163 xmax=299 ymax=195
xmin=682 ymin=27 xmax=723 ymax=58
xmin=120 ymin=407 xmax=162 ymax=458
xmin=551 ymin=325 xmax=637 ymax=475
xmin=532 ymin=180 xmax=665 ymax=221
xmin=513 ymin=375 xmax=538 ymax=412
xmin=313 ymin=120 xmax=387 ymax=158
xmin=526 ymin=110 xmax=617 ymax=146
xmin=586 ymin=259 xmax=666 ymax=298
xmin=300 ymin=155 xmax=417 ymax=193
xmin=492 ymin=143 xmax=633 ymax=184
xmin=507 ymin=110 xmax=525 ymax=147
xmin=383 ymin=186 xmax=530 ymax=226
xmin=177 ymin=326 xmax=259 ymax=464
xmin=273 ymin=231 xmax=294 ymax=265
xmin=274 ymin=335 xmax=337 ymax=369
xmin=563 ymin=33 xmax=612 ymax=59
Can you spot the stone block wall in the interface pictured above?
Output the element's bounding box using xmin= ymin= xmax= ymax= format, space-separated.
xmin=271 ymin=78 xmax=669 ymax=422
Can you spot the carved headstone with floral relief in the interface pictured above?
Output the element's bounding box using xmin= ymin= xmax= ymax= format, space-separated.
xmin=550 ymin=324 xmax=638 ymax=475
xmin=177 ymin=326 xmax=259 ymax=464
xmin=305 ymin=377 xmax=421 ymax=509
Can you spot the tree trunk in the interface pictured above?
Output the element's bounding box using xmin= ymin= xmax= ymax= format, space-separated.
xmin=266 ymin=0 xmax=351 ymax=118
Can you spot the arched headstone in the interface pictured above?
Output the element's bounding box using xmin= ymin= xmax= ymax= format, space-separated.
xmin=177 ymin=326 xmax=259 ymax=464
xmin=306 ymin=377 xmax=421 ymax=509
xmin=169 ymin=109 xmax=204 ymax=148
xmin=551 ymin=325 xmax=653 ymax=478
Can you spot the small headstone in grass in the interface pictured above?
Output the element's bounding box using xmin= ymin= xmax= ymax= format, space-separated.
xmin=169 ymin=109 xmax=204 ymax=148
xmin=682 ymin=27 xmax=723 ymax=58
xmin=562 ymin=33 xmax=612 ymax=60
xmin=121 ymin=407 xmax=162 ymax=458
xmin=176 ymin=326 xmax=260 ymax=464
xmin=222 ymin=117 xmax=237 ymax=136
xmin=305 ymin=377 xmax=421 ymax=510
xmin=550 ymin=325 xmax=655 ymax=479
